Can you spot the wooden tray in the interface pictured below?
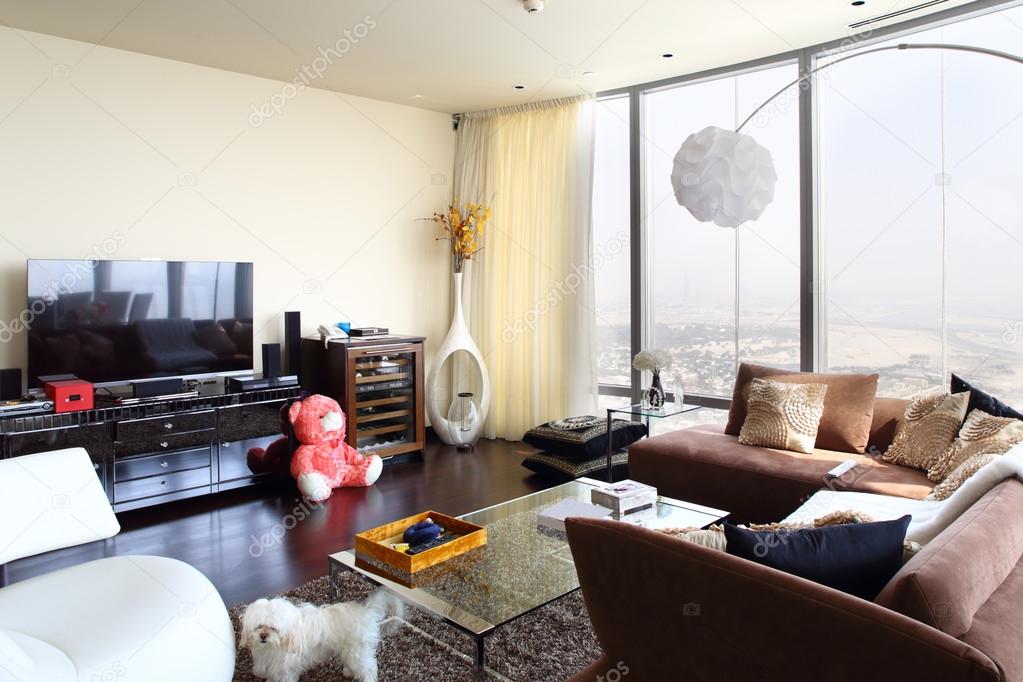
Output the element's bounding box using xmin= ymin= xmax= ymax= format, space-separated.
xmin=354 ymin=511 xmax=487 ymax=575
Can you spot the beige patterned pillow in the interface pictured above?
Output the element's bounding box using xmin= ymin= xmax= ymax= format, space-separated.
xmin=927 ymin=452 xmax=999 ymax=501
xmin=927 ymin=410 xmax=1023 ymax=482
xmin=738 ymin=378 xmax=828 ymax=454
xmin=880 ymin=392 xmax=969 ymax=471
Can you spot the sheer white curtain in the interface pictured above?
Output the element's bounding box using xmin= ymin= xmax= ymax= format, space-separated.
xmin=453 ymin=95 xmax=598 ymax=440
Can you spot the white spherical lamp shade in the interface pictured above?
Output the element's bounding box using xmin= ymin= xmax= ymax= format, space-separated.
xmin=671 ymin=125 xmax=778 ymax=228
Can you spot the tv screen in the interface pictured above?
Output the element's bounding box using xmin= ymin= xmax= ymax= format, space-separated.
xmin=26 ymin=259 xmax=254 ymax=388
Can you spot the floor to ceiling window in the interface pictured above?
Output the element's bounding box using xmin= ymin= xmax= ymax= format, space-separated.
xmin=592 ymin=95 xmax=632 ymax=395
xmin=594 ymin=0 xmax=1023 ymax=410
xmin=819 ymin=4 xmax=1023 ymax=404
xmin=643 ymin=62 xmax=800 ymax=399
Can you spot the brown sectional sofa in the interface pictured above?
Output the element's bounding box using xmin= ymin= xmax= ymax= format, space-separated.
xmin=629 ymin=397 xmax=930 ymax=523
xmin=566 ymin=479 xmax=1023 ymax=681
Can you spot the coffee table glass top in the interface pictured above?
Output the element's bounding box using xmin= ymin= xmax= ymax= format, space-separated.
xmin=329 ymin=480 xmax=727 ymax=636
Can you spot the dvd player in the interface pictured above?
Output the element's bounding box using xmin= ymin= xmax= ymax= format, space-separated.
xmin=225 ymin=375 xmax=299 ymax=393
xmin=0 ymin=399 xmax=54 ymax=416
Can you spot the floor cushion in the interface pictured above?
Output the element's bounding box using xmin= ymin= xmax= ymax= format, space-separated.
xmin=523 ymin=417 xmax=646 ymax=460
xmin=522 ymin=450 xmax=629 ymax=482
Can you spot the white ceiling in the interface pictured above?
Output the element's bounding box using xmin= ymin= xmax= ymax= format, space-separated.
xmin=0 ymin=0 xmax=979 ymax=113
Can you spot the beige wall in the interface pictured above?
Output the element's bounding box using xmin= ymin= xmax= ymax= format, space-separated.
xmin=0 ymin=29 xmax=454 ymax=386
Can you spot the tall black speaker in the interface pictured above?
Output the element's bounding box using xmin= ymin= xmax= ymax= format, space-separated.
xmin=285 ymin=311 xmax=302 ymax=377
xmin=262 ymin=343 xmax=282 ymax=378
xmin=0 ymin=369 xmax=21 ymax=400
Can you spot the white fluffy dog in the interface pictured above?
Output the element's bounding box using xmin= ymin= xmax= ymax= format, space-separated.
xmin=239 ymin=589 xmax=404 ymax=682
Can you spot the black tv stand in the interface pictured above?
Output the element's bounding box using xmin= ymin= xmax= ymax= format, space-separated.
xmin=0 ymin=386 xmax=303 ymax=512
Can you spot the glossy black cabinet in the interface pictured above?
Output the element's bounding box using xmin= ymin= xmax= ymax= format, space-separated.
xmin=0 ymin=388 xmax=301 ymax=512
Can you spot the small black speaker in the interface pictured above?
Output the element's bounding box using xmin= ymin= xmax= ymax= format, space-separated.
xmin=262 ymin=343 xmax=282 ymax=378
xmin=285 ymin=311 xmax=301 ymax=376
xmin=0 ymin=368 xmax=22 ymax=400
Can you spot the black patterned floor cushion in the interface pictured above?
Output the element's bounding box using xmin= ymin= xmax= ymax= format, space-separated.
xmin=522 ymin=416 xmax=647 ymax=461
xmin=522 ymin=450 xmax=630 ymax=482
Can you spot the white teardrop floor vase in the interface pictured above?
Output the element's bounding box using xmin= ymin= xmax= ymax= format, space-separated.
xmin=671 ymin=125 xmax=778 ymax=228
xmin=426 ymin=272 xmax=491 ymax=446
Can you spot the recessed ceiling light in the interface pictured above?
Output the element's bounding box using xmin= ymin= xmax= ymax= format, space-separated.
xmin=514 ymin=84 xmax=525 ymax=90
xmin=410 ymin=94 xmax=424 ymax=99
xmin=662 ymin=53 xmax=674 ymax=58
xmin=582 ymin=71 xmax=596 ymax=78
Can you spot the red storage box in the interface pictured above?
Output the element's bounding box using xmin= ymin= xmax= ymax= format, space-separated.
xmin=44 ymin=379 xmax=94 ymax=413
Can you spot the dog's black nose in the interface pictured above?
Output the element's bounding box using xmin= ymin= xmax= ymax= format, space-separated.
xmin=259 ymin=633 xmax=268 ymax=642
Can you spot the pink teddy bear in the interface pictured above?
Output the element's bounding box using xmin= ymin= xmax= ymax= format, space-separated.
xmin=288 ymin=394 xmax=383 ymax=502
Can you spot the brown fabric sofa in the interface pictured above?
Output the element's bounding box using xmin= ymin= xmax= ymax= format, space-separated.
xmin=629 ymin=397 xmax=928 ymax=523
xmin=566 ymin=479 xmax=1023 ymax=681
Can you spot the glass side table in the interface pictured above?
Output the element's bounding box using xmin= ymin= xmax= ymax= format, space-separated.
xmin=605 ymin=402 xmax=701 ymax=482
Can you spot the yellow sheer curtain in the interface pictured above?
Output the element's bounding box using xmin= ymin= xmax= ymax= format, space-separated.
xmin=453 ymin=96 xmax=598 ymax=440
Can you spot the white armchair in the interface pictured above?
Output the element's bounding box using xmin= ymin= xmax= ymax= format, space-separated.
xmin=0 ymin=448 xmax=235 ymax=682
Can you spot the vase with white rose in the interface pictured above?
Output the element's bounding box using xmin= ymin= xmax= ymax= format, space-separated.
xmin=633 ymin=349 xmax=672 ymax=409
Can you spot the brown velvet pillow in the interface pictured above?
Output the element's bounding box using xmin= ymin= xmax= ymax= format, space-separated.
xmin=868 ymin=397 xmax=910 ymax=453
xmin=725 ymin=363 xmax=879 ymax=453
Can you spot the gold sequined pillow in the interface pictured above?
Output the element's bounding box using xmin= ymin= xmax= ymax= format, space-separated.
xmin=927 ymin=410 xmax=1023 ymax=483
xmin=738 ymin=379 xmax=828 ymax=454
xmin=881 ymin=392 xmax=969 ymax=471
xmin=927 ymin=452 xmax=1000 ymax=501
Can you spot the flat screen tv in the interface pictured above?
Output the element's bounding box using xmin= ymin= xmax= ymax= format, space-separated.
xmin=26 ymin=259 xmax=254 ymax=388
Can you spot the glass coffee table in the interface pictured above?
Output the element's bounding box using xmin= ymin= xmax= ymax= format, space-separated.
xmin=328 ymin=480 xmax=728 ymax=671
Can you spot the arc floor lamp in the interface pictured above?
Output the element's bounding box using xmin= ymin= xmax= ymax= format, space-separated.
xmin=672 ymin=43 xmax=1023 ymax=228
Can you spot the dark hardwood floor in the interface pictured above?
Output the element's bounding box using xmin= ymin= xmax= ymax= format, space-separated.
xmin=5 ymin=438 xmax=554 ymax=607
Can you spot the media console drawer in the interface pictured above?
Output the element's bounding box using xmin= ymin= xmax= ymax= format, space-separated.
xmin=114 ymin=429 xmax=214 ymax=457
xmin=116 ymin=410 xmax=216 ymax=441
xmin=114 ymin=466 xmax=212 ymax=503
xmin=115 ymin=447 xmax=211 ymax=482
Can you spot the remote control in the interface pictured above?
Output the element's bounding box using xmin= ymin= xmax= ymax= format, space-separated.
xmin=826 ymin=460 xmax=858 ymax=478
xmin=405 ymin=533 xmax=459 ymax=555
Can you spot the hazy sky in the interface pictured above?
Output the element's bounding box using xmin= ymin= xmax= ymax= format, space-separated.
xmin=593 ymin=5 xmax=1023 ymax=327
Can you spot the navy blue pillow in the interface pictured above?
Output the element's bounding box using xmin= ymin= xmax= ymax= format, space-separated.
xmin=724 ymin=516 xmax=911 ymax=601
xmin=951 ymin=374 xmax=1023 ymax=421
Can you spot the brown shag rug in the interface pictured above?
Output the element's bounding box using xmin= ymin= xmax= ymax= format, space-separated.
xmin=230 ymin=571 xmax=601 ymax=681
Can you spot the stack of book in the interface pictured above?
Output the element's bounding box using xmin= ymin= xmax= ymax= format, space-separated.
xmin=588 ymin=479 xmax=658 ymax=515
xmin=537 ymin=498 xmax=611 ymax=533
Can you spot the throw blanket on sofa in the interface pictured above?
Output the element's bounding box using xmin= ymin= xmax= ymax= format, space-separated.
xmin=783 ymin=444 xmax=1023 ymax=545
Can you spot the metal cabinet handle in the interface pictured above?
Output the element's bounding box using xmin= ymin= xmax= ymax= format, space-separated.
xmin=160 ymin=460 xmax=169 ymax=468
xmin=160 ymin=441 xmax=169 ymax=449
xmin=163 ymin=423 xmax=174 ymax=430
xmin=160 ymin=480 xmax=167 ymax=487
xmin=93 ymin=463 xmax=100 ymax=471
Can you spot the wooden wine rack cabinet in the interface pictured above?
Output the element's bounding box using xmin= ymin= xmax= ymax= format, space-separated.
xmin=300 ymin=335 xmax=425 ymax=459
